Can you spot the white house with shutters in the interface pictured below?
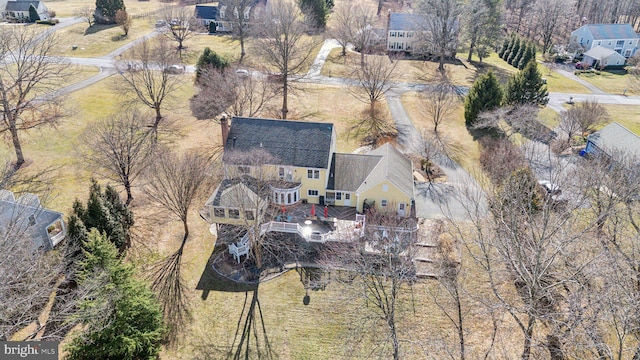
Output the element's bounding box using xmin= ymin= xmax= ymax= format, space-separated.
xmin=571 ymin=23 xmax=639 ymax=59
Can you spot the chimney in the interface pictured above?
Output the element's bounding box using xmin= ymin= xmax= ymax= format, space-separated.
xmin=220 ymin=115 xmax=229 ymax=149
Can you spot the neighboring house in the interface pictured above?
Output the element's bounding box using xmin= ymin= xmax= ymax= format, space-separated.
xmin=1 ymin=0 xmax=49 ymax=22
xmin=571 ymin=23 xmax=638 ymax=59
xmin=0 ymin=190 xmax=66 ymax=250
xmin=386 ymin=12 xmax=459 ymax=56
xmin=356 ymin=25 xmax=387 ymax=51
xmin=582 ymin=45 xmax=627 ymax=68
xmin=585 ymin=122 xmax=640 ymax=159
xmin=194 ymin=1 xmax=253 ymax=33
xmin=200 ymin=116 xmax=416 ymax=262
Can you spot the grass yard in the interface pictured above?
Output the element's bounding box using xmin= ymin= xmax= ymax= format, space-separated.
xmin=322 ymin=49 xmax=478 ymax=87
xmin=574 ymin=70 xmax=639 ymax=95
xmin=49 ymin=0 xmax=168 ymax=18
xmin=598 ymin=104 xmax=640 ymax=134
xmin=49 ymin=18 xmax=154 ymax=58
xmin=400 ymin=91 xmax=481 ymax=172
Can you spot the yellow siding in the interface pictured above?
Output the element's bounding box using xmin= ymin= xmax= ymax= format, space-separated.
xmin=299 ymin=167 xmax=327 ymax=204
xmin=357 ymin=180 xmax=411 ymax=216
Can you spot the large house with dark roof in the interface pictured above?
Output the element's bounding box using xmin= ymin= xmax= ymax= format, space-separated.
xmin=200 ymin=116 xmax=416 ymax=262
xmin=1 ymin=0 xmax=49 ymax=22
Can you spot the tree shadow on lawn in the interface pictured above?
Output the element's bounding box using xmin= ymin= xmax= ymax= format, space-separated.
xmin=84 ymin=23 xmax=117 ymax=36
xmin=469 ymin=61 xmax=514 ymax=85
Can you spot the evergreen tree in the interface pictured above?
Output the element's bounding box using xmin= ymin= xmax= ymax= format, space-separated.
xmin=497 ymin=36 xmax=510 ymax=58
xmin=72 ymin=180 xmax=134 ymax=252
xmin=464 ymin=71 xmax=504 ymax=126
xmin=298 ymin=0 xmax=328 ymax=30
xmin=502 ymin=34 xmax=516 ymax=61
xmin=505 ymin=61 xmax=549 ymax=106
xmin=195 ymin=47 xmax=229 ymax=80
xmin=518 ymin=43 xmax=536 ymax=70
xmin=507 ymin=37 xmax=522 ymax=65
xmin=512 ymin=41 xmax=526 ymax=69
xmin=66 ymin=230 xmax=165 ymax=360
xmin=95 ymin=0 xmax=125 ymax=24
xmin=29 ymin=4 xmax=40 ymax=22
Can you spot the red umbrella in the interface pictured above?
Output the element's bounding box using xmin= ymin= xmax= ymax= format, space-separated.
xmin=311 ymin=204 xmax=316 ymax=216
xmin=324 ymin=205 xmax=329 ymax=218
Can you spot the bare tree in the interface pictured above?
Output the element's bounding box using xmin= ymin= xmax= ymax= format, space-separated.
xmin=417 ymin=0 xmax=463 ymax=72
xmin=76 ymin=6 xmax=95 ymax=27
xmin=144 ymin=150 xmax=212 ymax=340
xmin=532 ymin=0 xmax=572 ymax=54
xmin=566 ymin=99 xmax=609 ymax=137
xmin=0 ymin=220 xmax=62 ymax=341
xmin=161 ymin=6 xmax=199 ymax=55
xmin=327 ymin=0 xmax=356 ymax=56
xmin=349 ymin=3 xmax=377 ymax=67
xmin=224 ymin=0 xmax=253 ymax=62
xmin=190 ymin=66 xmax=275 ymax=121
xmin=321 ymin=210 xmax=418 ymax=360
xmin=350 ymin=56 xmax=397 ymax=119
xmin=116 ymin=38 xmax=186 ymax=136
xmin=115 ymin=9 xmax=132 ymax=37
xmin=79 ymin=111 xmax=155 ymax=206
xmin=421 ymin=72 xmax=462 ymax=134
xmin=0 ymin=26 xmax=68 ymax=170
xmin=251 ymin=0 xmax=320 ymax=119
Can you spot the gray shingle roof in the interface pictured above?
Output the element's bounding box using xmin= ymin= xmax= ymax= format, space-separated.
xmin=328 ymin=153 xmax=382 ymax=191
xmin=206 ymin=178 xmax=267 ymax=208
xmin=195 ymin=4 xmax=219 ymax=20
xmin=388 ymin=13 xmax=428 ymax=31
xmin=584 ymin=24 xmax=638 ymax=40
xmin=358 ymin=143 xmax=414 ymax=197
xmin=5 ymin=1 xmax=40 ymax=12
xmin=587 ymin=122 xmax=640 ymax=158
xmin=0 ymin=193 xmax=63 ymax=250
xmin=225 ymin=117 xmax=334 ymax=169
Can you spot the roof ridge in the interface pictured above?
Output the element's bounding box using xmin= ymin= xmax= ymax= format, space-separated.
xmin=232 ymin=116 xmax=335 ymax=127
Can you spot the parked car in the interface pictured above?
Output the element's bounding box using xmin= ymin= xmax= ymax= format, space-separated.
xmin=235 ymin=69 xmax=250 ymax=77
xmin=165 ymin=64 xmax=185 ymax=74
xmin=575 ymin=62 xmax=591 ymax=70
xmin=155 ymin=20 xmax=167 ymax=28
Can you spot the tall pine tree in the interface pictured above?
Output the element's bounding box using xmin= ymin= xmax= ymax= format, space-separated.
xmin=518 ymin=44 xmax=536 ymax=70
xmin=507 ymin=38 xmax=522 ymax=65
xmin=66 ymin=230 xmax=164 ymax=360
xmin=505 ymin=61 xmax=549 ymax=106
xmin=465 ymin=71 xmax=504 ymax=126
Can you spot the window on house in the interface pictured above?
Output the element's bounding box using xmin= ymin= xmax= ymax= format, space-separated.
xmin=336 ymin=192 xmax=342 ymax=200
xmin=597 ymin=41 xmax=601 ymax=45
xmin=214 ymin=207 xmax=225 ymax=217
xmin=245 ymin=210 xmax=255 ymax=220
xmin=609 ymin=41 xmax=612 ymax=46
xmin=382 ymin=184 xmax=389 ymax=192
xmin=279 ymin=167 xmax=285 ymax=179
xmin=308 ymin=189 xmax=319 ymax=197
xmin=399 ymin=32 xmax=404 ymax=37
xmin=307 ymin=169 xmax=319 ymax=179
xmin=381 ymin=199 xmax=388 ymax=207
xmin=238 ymin=166 xmax=250 ymax=174
xmin=390 ymin=31 xmax=395 ymax=37
xmin=617 ymin=40 xmax=624 ymax=46
xmin=229 ymin=209 xmax=240 ymax=218
xmin=345 ymin=193 xmax=350 ymax=200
